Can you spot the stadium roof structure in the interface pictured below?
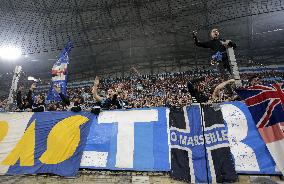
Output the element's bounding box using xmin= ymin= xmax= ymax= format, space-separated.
xmin=0 ymin=0 xmax=283 ymax=79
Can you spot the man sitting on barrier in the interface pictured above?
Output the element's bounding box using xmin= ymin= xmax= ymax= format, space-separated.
xmin=192 ymin=28 xmax=236 ymax=78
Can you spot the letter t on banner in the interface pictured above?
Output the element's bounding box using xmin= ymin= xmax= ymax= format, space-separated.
xmin=98 ymin=109 xmax=158 ymax=168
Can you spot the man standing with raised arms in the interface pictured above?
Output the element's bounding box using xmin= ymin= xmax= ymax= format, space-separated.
xmin=192 ymin=28 xmax=236 ymax=78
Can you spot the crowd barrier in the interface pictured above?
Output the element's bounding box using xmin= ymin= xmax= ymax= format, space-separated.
xmin=0 ymin=102 xmax=281 ymax=181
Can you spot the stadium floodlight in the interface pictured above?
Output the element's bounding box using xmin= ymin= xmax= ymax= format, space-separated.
xmin=0 ymin=46 xmax=22 ymax=60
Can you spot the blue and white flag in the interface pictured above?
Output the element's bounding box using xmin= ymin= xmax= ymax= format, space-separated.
xmin=170 ymin=104 xmax=237 ymax=183
xmin=47 ymin=40 xmax=72 ymax=101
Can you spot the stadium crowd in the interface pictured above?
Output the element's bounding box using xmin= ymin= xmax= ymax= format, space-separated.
xmin=0 ymin=69 xmax=283 ymax=113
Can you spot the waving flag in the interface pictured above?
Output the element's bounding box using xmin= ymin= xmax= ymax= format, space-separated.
xmin=237 ymin=83 xmax=284 ymax=174
xmin=47 ymin=40 xmax=73 ymax=101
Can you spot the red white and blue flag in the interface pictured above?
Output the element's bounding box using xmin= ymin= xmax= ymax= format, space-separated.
xmin=47 ymin=40 xmax=72 ymax=101
xmin=237 ymin=83 xmax=284 ymax=174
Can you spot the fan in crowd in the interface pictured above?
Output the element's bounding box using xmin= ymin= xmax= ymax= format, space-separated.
xmin=52 ymin=85 xmax=85 ymax=112
xmin=91 ymin=76 xmax=128 ymax=110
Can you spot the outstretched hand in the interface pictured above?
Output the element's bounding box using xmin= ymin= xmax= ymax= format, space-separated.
xmin=91 ymin=86 xmax=97 ymax=94
xmin=94 ymin=76 xmax=100 ymax=87
xmin=92 ymin=76 xmax=100 ymax=94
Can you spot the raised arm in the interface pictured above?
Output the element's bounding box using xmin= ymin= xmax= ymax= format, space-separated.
xmin=212 ymin=79 xmax=235 ymax=100
xmin=92 ymin=76 xmax=103 ymax=102
xmin=192 ymin=31 xmax=211 ymax=48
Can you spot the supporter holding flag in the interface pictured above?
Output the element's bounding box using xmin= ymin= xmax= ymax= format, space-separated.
xmin=53 ymin=85 xmax=84 ymax=112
